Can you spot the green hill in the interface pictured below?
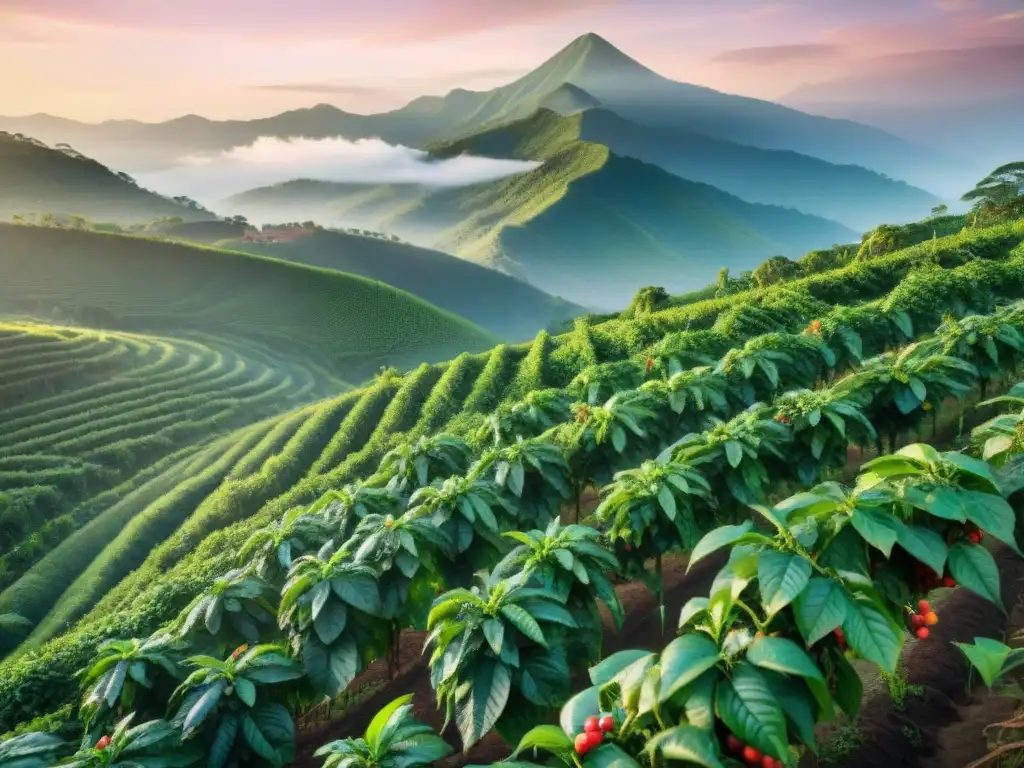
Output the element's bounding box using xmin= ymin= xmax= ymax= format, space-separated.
xmin=226 ymin=111 xmax=857 ymax=309
xmin=227 ymin=229 xmax=584 ymax=339
xmin=510 ymin=104 xmax=938 ymax=231
xmin=1 ymin=216 xmax=1022 ymax=733
xmin=0 ymin=224 xmax=499 ymax=380
xmin=0 ymin=132 xmax=211 ymax=224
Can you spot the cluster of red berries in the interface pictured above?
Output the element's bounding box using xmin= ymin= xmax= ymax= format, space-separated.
xmin=724 ymin=734 xmax=784 ymax=767
xmin=910 ymin=600 xmax=938 ymax=639
xmin=94 ymin=735 xmax=111 ymax=750
xmin=914 ymin=562 xmax=957 ymax=591
xmin=231 ymin=644 xmax=249 ymax=660
xmin=832 ymin=627 xmax=847 ymax=651
xmin=574 ymin=715 xmax=614 ymax=754
xmin=966 ymin=528 xmax=985 ymax=544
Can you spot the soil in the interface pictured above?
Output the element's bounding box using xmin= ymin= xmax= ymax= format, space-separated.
xmin=802 ymin=543 xmax=1024 ymax=768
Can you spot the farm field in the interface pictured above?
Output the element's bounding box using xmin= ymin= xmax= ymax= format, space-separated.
xmin=0 ymin=214 xmax=1023 ymax=768
xmin=0 ymin=224 xmax=500 ymax=383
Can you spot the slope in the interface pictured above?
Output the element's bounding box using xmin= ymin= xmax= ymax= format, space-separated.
xmin=2 ymin=216 xmax=1022 ymax=731
xmin=0 ymin=224 xmax=499 ymax=381
xmin=226 ymin=110 xmax=857 ymax=309
xmin=227 ymin=229 xmax=583 ymax=339
xmin=0 ymin=132 xmax=212 ymax=224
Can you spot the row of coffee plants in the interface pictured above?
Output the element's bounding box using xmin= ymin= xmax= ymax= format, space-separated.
xmin=2 ymin=294 xmax=1023 ymax=765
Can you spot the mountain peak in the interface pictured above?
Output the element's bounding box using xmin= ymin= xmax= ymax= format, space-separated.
xmin=532 ymin=32 xmax=661 ymax=87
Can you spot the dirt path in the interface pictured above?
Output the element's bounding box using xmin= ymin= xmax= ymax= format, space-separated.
xmin=803 ymin=543 xmax=1024 ymax=768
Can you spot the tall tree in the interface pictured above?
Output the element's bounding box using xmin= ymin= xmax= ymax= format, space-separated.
xmin=962 ymin=161 xmax=1024 ymax=208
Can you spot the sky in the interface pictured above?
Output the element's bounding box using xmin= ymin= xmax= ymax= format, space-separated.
xmin=2 ymin=0 xmax=1023 ymax=122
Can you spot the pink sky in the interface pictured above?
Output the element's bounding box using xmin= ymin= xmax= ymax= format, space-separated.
xmin=2 ymin=0 xmax=1023 ymax=121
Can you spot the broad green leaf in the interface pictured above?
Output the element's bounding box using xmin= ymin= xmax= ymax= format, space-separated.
xmin=897 ymin=443 xmax=941 ymax=465
xmin=243 ymin=715 xmax=277 ymax=764
xmin=849 ymin=506 xmax=899 ymax=557
xmin=314 ymin=600 xmax=348 ymax=646
xmin=500 ymin=604 xmax=547 ymax=647
xmin=365 ymin=694 xmax=411 ymax=752
xmin=758 ymin=550 xmax=811 ymax=617
xmin=583 ymin=743 xmax=643 ymax=768
xmin=841 ymin=593 xmax=903 ymax=673
xmin=725 ymin=441 xmax=743 ymax=468
xmin=332 ymin=575 xmax=382 ymax=616
xmin=209 ymin=714 xmax=238 ymax=768
xmin=902 ymin=486 xmax=966 ymax=522
xmin=678 ymin=597 xmax=710 ymax=630
xmin=234 ymin=678 xmax=256 ymax=708
xmin=659 ymin=634 xmax=721 ymax=703
xmin=746 ymin=637 xmax=831 ymax=717
xmin=658 ymin=485 xmax=677 ymax=520
xmin=648 ymin=725 xmax=724 ymax=768
xmin=943 ymin=452 xmax=1002 ymax=493
xmin=304 ymin=639 xmax=359 ymax=698
xmin=483 ymin=619 xmax=505 ymax=656
xmin=511 ymin=725 xmax=573 ymax=759
xmin=829 ymin=648 xmax=862 ymax=717
xmin=895 ymin=525 xmax=948 ymax=577
xmin=959 ymin=490 xmax=1021 ymax=554
xmin=714 ymin=663 xmax=787 ymax=759
xmin=956 ymin=638 xmax=1012 ymax=688
xmin=948 ymin=540 xmax=1003 ymax=609
xmin=761 ymin=671 xmax=817 ymax=751
xmin=456 ymin=659 xmax=511 ymax=748
xmin=560 ymin=686 xmax=600 ymax=739
xmin=183 ymin=681 xmax=225 ymax=735
xmin=689 ymin=521 xmax=753 ymax=572
xmin=589 ymin=650 xmax=655 ymax=686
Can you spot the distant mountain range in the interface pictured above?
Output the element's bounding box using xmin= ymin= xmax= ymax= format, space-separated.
xmin=0 ymin=33 xmax=953 ymax=194
xmin=223 ymin=110 xmax=857 ymax=309
xmin=0 ymin=132 xmax=209 ymax=224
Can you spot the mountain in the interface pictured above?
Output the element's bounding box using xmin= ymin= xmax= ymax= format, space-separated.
xmin=0 ymin=132 xmax=212 ymax=224
xmin=224 ymin=110 xmax=857 ymax=309
xmin=440 ymin=106 xmax=940 ymax=230
xmin=0 ymin=223 xmax=498 ymax=380
xmin=0 ymin=33 xmax=951 ymax=192
xmin=225 ymin=228 xmax=584 ymax=338
xmin=783 ymin=44 xmax=1024 ymax=183
xmin=540 ymin=83 xmax=603 ymax=115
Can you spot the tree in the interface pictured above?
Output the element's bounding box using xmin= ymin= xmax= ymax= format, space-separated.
xmin=625 ymin=286 xmax=669 ymax=317
xmin=962 ymin=161 xmax=1024 ymax=208
xmin=752 ymin=255 xmax=801 ymax=287
xmin=930 ymin=204 xmax=949 ymax=217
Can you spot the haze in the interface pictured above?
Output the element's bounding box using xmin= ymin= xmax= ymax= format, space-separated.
xmin=3 ymin=0 xmax=1023 ymax=122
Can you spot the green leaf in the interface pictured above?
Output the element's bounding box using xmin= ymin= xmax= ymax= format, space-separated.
xmin=648 ymin=725 xmax=725 ymax=768
xmin=761 ymin=671 xmax=817 ymax=751
xmin=332 ymin=574 xmax=382 ymax=616
xmin=304 ymin=639 xmax=359 ymax=698
xmin=956 ymin=638 xmax=1012 ymax=688
xmin=658 ymin=634 xmax=721 ymax=703
xmin=678 ymin=597 xmax=710 ymax=630
xmin=560 ymin=685 xmax=600 ymax=739
xmin=758 ymin=550 xmax=811 ymax=617
xmin=589 ymin=650 xmax=654 ymax=686
xmin=611 ymin=425 xmax=627 ymax=453
xmin=841 ymin=593 xmax=903 ymax=673
xmin=725 ymin=441 xmax=743 ymax=468
xmin=500 ymin=605 xmax=547 ymax=647
xmin=658 ymin=485 xmax=677 ymax=520
xmin=948 ymin=540 xmax=1003 ymax=608
xmin=183 ymin=681 xmax=225 ymax=735
xmin=209 ymin=713 xmax=238 ymax=768
xmin=689 ymin=521 xmax=753 ymax=572
xmin=746 ymin=637 xmax=831 ymax=717
xmin=714 ymin=663 xmax=787 ymax=759
xmin=456 ymin=659 xmax=511 ymax=748
xmin=243 ymin=715 xmax=277 ymax=764
xmin=234 ymin=678 xmax=256 ymax=708
xmin=902 ymin=486 xmax=966 ymax=522
xmin=792 ymin=578 xmax=846 ymax=646
xmin=583 ymin=743 xmax=643 ymax=768
xmin=314 ymin=600 xmax=348 ymax=646
xmin=892 ymin=524 xmax=947 ymax=577
xmin=960 ymin=490 xmax=1021 ymax=555
xmin=829 ymin=648 xmax=862 ymax=718
xmin=483 ymin=619 xmax=505 ymax=656
xmin=509 ymin=462 xmax=525 ymax=497
xmin=511 ymin=725 xmax=573 ymax=759
xmin=849 ymin=506 xmax=899 ymax=557
xmin=365 ymin=694 xmax=411 ymax=752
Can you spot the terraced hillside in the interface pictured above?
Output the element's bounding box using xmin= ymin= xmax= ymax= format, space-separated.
xmin=0 ymin=224 xmax=499 ymax=381
xmin=2 ymin=217 xmax=1022 ymax=734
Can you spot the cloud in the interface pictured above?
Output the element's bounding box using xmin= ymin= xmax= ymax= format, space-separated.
xmin=2 ymin=0 xmax=621 ymax=41
xmin=714 ymin=43 xmax=844 ymax=64
xmin=135 ymin=136 xmax=541 ymax=201
xmin=250 ymin=68 xmax=528 ymax=97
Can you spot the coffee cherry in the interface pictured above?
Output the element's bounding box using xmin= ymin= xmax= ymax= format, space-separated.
xmin=726 ymin=734 xmax=743 ymax=754
xmin=598 ymin=715 xmax=614 ymax=733
xmin=915 ymin=627 xmax=929 ymax=640
xmin=918 ymin=599 xmax=931 ymax=614
xmin=585 ymin=730 xmax=603 ymax=750
xmin=575 ymin=734 xmax=590 ymax=754
xmin=584 ymin=716 xmax=600 ymax=733
xmin=925 ymin=611 xmax=938 ymax=626
xmin=743 ymin=745 xmax=763 ymax=764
